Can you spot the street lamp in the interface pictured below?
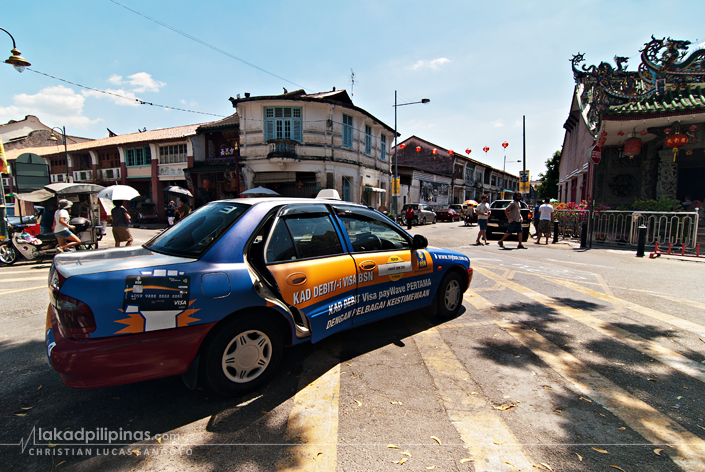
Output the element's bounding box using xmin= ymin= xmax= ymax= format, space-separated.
xmin=1 ymin=27 xmax=31 ymax=72
xmin=503 ymin=157 xmax=521 ymax=172
xmin=49 ymin=127 xmax=70 ymax=183
xmin=393 ymin=91 xmax=429 ymax=218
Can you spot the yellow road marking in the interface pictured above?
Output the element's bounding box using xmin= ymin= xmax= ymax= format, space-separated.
xmin=277 ymin=345 xmax=340 ymax=472
xmin=0 ymin=285 xmax=46 ymax=295
xmin=546 ymin=277 xmax=705 ymax=339
xmin=467 ymin=289 xmax=705 ymax=471
xmin=410 ymin=320 xmax=535 ymax=471
xmin=474 ymin=266 xmax=705 ymax=384
xmin=0 ymin=277 xmax=47 ymax=283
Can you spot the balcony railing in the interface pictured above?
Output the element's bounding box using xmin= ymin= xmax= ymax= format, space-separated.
xmin=97 ymin=167 xmax=121 ymax=180
xmin=51 ymin=173 xmax=68 ymax=183
xmin=73 ymin=170 xmax=93 ymax=182
xmin=267 ymin=139 xmax=298 ymax=158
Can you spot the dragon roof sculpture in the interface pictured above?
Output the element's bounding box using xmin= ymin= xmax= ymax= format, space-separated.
xmin=571 ymin=36 xmax=705 ymax=134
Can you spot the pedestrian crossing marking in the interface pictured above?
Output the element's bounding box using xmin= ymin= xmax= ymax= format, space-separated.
xmin=474 ymin=266 xmax=705 ymax=384
xmin=465 ymin=288 xmax=705 ymax=471
xmin=409 ymin=320 xmax=535 ymax=471
xmin=545 ymin=277 xmax=705 ymax=339
xmin=0 ymin=277 xmax=47 ymax=283
xmin=0 ymin=268 xmax=50 ymax=275
xmin=0 ymin=285 xmax=46 ymax=295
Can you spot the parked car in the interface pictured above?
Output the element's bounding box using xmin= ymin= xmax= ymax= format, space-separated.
xmin=435 ymin=207 xmax=461 ymax=222
xmin=486 ymin=199 xmax=531 ymax=240
xmin=46 ymin=197 xmax=473 ymax=395
xmin=129 ymin=202 xmax=159 ymax=225
xmin=449 ymin=204 xmax=477 ymax=225
xmin=398 ymin=203 xmax=437 ymax=225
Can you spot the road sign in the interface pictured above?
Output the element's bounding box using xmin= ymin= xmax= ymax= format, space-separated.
xmin=519 ymin=170 xmax=530 ymax=193
xmin=392 ymin=176 xmax=400 ymax=196
xmin=590 ymin=146 xmax=602 ymax=165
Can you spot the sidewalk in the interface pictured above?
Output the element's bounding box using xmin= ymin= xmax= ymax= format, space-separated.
xmin=551 ymin=237 xmax=705 ymax=263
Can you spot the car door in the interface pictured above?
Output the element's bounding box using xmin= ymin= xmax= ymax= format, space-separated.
xmin=332 ymin=206 xmax=435 ymax=325
xmin=264 ymin=204 xmax=359 ymax=343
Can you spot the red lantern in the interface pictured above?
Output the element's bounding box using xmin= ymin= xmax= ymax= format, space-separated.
xmin=465 ymin=148 xmax=471 ymax=154
xmin=689 ymin=124 xmax=698 ymax=131
xmin=448 ymin=150 xmax=454 ymax=155
xmin=502 ymin=142 xmax=509 ymax=149
xmin=664 ymin=128 xmax=672 ymax=135
xmin=432 ymin=148 xmax=437 ymax=155
xmin=600 ymin=131 xmax=608 ymax=136
xmin=639 ymin=130 xmax=648 ymax=136
xmin=483 ymin=146 xmax=489 ymax=153
xmin=623 ymin=137 xmax=642 ymax=158
xmin=665 ymin=133 xmax=688 ymax=161
xmin=202 ymin=179 xmax=211 ymax=189
xmin=400 ymin=143 xmax=406 ymax=149
xmin=617 ymin=131 xmax=625 ymax=137
xmin=416 ymin=146 xmax=421 ymax=152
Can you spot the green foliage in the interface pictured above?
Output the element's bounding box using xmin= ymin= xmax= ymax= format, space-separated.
xmin=629 ymin=196 xmax=683 ymax=212
xmin=536 ymin=150 xmax=560 ymax=199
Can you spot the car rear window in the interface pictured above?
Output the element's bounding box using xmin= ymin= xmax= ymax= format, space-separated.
xmin=145 ymin=202 xmax=248 ymax=257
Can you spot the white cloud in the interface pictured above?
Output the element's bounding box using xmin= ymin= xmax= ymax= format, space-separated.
xmin=126 ymin=72 xmax=165 ymax=93
xmin=107 ymin=74 xmax=123 ymax=85
xmin=493 ymin=119 xmax=505 ymax=128
xmin=180 ymin=99 xmax=199 ymax=107
xmin=410 ymin=57 xmax=451 ymax=71
xmin=0 ymin=85 xmax=100 ymax=129
xmin=82 ymin=88 xmax=141 ymax=107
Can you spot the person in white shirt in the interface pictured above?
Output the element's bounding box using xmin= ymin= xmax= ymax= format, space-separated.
xmin=536 ymin=199 xmax=554 ymax=245
xmin=53 ymin=199 xmax=82 ymax=252
xmin=475 ymin=195 xmax=490 ymax=245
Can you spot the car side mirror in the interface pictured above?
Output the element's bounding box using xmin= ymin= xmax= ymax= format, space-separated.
xmin=412 ymin=234 xmax=428 ymax=250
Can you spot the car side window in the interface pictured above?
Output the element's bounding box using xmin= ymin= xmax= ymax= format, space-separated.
xmin=265 ymin=213 xmax=343 ymax=263
xmin=334 ymin=206 xmax=411 ymax=252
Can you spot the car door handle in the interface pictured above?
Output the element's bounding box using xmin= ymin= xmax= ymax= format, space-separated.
xmin=286 ymin=273 xmax=307 ymax=286
xmin=359 ymin=261 xmax=376 ymax=271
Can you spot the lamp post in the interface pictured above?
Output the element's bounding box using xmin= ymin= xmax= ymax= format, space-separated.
xmin=503 ymin=157 xmax=521 ymax=173
xmin=1 ymin=27 xmax=31 ymax=72
xmin=49 ymin=127 xmax=70 ymax=183
xmin=393 ymin=91 xmax=429 ymax=218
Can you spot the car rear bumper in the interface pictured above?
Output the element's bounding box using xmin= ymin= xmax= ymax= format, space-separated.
xmin=46 ymin=305 xmax=215 ymax=389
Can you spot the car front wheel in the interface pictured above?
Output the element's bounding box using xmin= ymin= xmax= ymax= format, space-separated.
xmin=436 ymin=272 xmax=463 ymax=318
xmin=202 ymin=315 xmax=283 ymax=396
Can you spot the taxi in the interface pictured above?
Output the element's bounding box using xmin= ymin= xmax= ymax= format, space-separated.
xmin=46 ymin=195 xmax=473 ymax=395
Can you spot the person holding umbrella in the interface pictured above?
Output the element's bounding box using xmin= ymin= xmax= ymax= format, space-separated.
xmin=111 ymin=200 xmax=133 ymax=247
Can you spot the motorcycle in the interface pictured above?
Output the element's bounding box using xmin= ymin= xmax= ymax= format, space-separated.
xmin=0 ymin=218 xmax=102 ymax=265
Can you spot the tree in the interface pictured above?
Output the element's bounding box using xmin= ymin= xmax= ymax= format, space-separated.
xmin=536 ymin=150 xmax=560 ymax=199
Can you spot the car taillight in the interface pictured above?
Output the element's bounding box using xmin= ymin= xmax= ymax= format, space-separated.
xmin=528 ymin=211 xmax=532 ymax=219
xmin=52 ymin=290 xmax=96 ymax=339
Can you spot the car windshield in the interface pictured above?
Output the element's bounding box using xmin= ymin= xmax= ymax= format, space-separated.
xmin=145 ymin=201 xmax=249 ymax=257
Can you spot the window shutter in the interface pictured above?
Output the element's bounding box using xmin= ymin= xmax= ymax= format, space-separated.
xmin=265 ymin=119 xmax=274 ymax=141
xmin=293 ymin=119 xmax=302 ymax=142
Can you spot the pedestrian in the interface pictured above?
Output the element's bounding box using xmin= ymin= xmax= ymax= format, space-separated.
xmin=53 ymin=200 xmax=82 ymax=252
xmin=166 ymin=200 xmax=176 ymax=226
xmin=405 ymin=206 xmax=415 ymax=230
xmin=497 ymin=193 xmax=527 ymax=249
xmin=39 ymin=202 xmax=55 ymax=235
xmin=532 ymin=202 xmax=540 ymax=239
xmin=464 ymin=204 xmax=475 ymax=226
xmin=536 ymin=198 xmax=554 ymax=245
xmin=475 ymin=195 xmax=490 ymax=245
xmin=178 ymin=201 xmax=192 ymax=220
xmin=111 ymin=200 xmax=133 ymax=247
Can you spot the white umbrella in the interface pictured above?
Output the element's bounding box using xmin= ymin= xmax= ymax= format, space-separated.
xmin=240 ymin=186 xmax=280 ymax=197
xmin=162 ymin=185 xmax=193 ymax=197
xmin=97 ymin=185 xmax=141 ymax=201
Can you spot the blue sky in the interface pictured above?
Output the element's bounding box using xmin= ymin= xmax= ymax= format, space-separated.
xmin=2 ymin=0 xmax=703 ymax=177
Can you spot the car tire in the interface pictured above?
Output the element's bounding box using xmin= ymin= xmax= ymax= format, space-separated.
xmin=421 ymin=217 xmax=426 ymax=225
xmin=0 ymin=244 xmax=18 ymax=265
xmin=202 ymin=315 xmax=283 ymax=396
xmin=436 ymin=272 xmax=463 ymax=318
xmin=433 ymin=216 xmax=437 ymax=224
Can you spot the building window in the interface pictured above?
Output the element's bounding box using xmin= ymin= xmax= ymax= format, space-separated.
xmin=126 ymin=147 xmax=151 ymax=167
xmin=380 ymin=134 xmax=386 ymax=161
xmin=364 ymin=125 xmax=372 ymax=155
xmin=342 ymin=114 xmax=353 ymax=148
xmin=264 ymin=107 xmax=302 ymax=142
xmin=159 ymin=144 xmax=188 ymax=164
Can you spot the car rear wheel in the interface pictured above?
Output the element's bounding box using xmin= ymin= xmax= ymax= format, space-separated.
xmin=436 ymin=272 xmax=463 ymax=318
xmin=0 ymin=244 xmax=18 ymax=265
xmin=421 ymin=217 xmax=426 ymax=225
xmin=202 ymin=315 xmax=283 ymax=395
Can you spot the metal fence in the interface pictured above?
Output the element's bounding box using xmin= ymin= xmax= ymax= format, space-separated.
xmin=552 ymin=210 xmax=591 ymax=240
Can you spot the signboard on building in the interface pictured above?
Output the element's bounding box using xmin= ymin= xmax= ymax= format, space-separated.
xmin=392 ymin=176 xmax=400 ymax=196
xmin=519 ymin=170 xmax=530 ymax=193
xmin=12 ymin=153 xmax=50 ymax=192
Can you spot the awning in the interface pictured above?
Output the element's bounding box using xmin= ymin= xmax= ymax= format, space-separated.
xmin=364 ymin=187 xmax=386 ymax=193
xmin=45 ymin=183 xmax=105 ymax=195
xmin=13 ymin=189 xmax=54 ymax=202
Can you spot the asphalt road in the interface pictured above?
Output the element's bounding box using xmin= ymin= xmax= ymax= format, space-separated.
xmin=1 ymin=221 xmax=704 ymax=471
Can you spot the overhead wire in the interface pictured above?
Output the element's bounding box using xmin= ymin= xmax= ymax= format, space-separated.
xmin=107 ymin=0 xmax=311 ymax=92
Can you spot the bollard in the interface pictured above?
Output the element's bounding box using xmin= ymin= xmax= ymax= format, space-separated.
xmin=636 ymin=224 xmax=647 ymax=257
xmin=579 ymin=221 xmax=588 ymax=248
xmin=552 ymin=220 xmax=559 ymax=244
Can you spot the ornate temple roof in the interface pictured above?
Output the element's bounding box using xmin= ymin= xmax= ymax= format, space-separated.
xmin=606 ymin=86 xmax=705 ymax=116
